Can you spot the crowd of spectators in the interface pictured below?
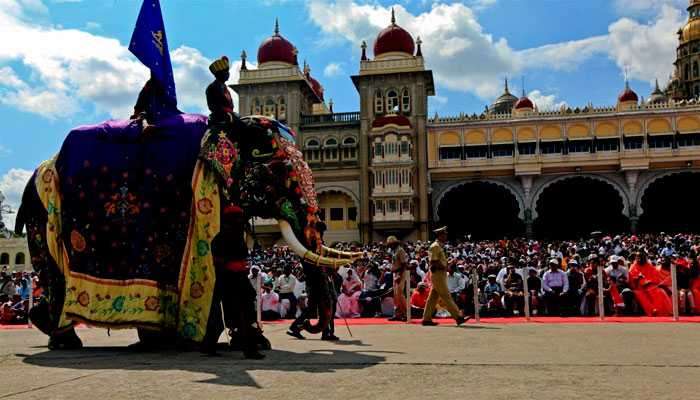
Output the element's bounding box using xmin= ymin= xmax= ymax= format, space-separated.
xmin=248 ymin=233 xmax=700 ymax=320
xmin=3 ymin=233 xmax=699 ymax=325
xmin=0 ymin=269 xmax=38 ymax=324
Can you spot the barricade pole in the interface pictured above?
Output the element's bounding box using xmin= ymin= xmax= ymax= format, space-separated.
xmin=405 ymin=269 xmax=411 ymax=324
xmin=597 ymin=265 xmax=605 ymax=321
xmin=256 ymin=274 xmax=262 ymax=325
xmin=522 ymin=268 xmax=531 ymax=321
xmin=27 ymin=275 xmax=33 ymax=329
xmin=671 ymin=263 xmax=679 ymax=321
xmin=472 ymin=268 xmax=480 ymax=323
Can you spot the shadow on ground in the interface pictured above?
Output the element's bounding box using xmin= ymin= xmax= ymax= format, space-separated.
xmin=19 ymin=343 xmax=390 ymax=388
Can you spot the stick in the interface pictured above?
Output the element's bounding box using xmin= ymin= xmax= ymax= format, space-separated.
xmin=472 ymin=268 xmax=480 ymax=323
xmin=405 ymin=269 xmax=411 ymax=324
xmin=597 ymin=265 xmax=605 ymax=321
xmin=522 ymin=267 xmax=530 ymax=321
xmin=671 ymin=263 xmax=679 ymax=321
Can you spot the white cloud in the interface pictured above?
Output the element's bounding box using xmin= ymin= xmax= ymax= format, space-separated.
xmin=469 ymin=0 xmax=497 ymax=11
xmin=308 ymin=1 xmax=520 ymax=99
xmin=0 ymin=0 xmax=231 ymax=119
xmin=0 ymin=66 xmax=26 ymax=88
xmin=613 ymin=0 xmax=685 ymax=15
xmin=0 ymin=168 xmax=33 ymax=232
xmin=607 ymin=5 xmax=684 ymax=84
xmin=307 ymin=0 xmax=686 ymax=103
xmin=527 ymin=90 xmax=567 ymax=111
xmin=0 ymin=144 xmax=11 ymax=156
xmin=323 ymin=62 xmax=344 ymax=77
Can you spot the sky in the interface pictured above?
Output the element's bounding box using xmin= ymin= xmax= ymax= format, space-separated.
xmin=0 ymin=0 xmax=691 ymax=230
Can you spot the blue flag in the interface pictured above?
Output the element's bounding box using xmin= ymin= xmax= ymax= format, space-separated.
xmin=129 ymin=0 xmax=177 ymax=109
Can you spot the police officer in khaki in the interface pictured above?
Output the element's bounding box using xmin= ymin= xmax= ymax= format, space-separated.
xmin=422 ymin=226 xmax=467 ymax=326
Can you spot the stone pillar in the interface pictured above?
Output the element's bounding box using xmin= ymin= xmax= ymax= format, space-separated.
xmin=524 ymin=208 xmax=534 ymax=239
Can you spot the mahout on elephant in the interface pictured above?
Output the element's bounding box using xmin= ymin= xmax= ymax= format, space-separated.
xmin=15 ymin=106 xmax=361 ymax=353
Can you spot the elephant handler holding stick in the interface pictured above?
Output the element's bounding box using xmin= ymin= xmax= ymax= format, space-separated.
xmin=202 ymin=204 xmax=265 ymax=359
xmin=421 ymin=226 xmax=468 ymax=327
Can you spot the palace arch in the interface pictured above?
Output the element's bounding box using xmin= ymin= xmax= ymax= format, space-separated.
xmin=531 ymin=176 xmax=630 ymax=238
xmin=435 ymin=180 xmax=525 ymax=239
xmin=637 ymin=171 xmax=700 ymax=233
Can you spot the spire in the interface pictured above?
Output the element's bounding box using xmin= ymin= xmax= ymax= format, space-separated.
xmin=274 ymin=18 xmax=279 ymax=35
xmin=521 ymin=76 xmax=526 ymax=97
xmin=240 ymin=49 xmax=247 ymax=71
xmin=329 ymin=98 xmax=334 ymax=113
xmin=416 ymin=36 xmax=423 ymax=57
xmin=391 ymin=7 xmax=396 ymax=25
xmin=303 ymin=59 xmax=310 ymax=75
xmin=361 ymin=40 xmax=368 ymax=61
xmin=504 ymin=77 xmax=510 ymax=94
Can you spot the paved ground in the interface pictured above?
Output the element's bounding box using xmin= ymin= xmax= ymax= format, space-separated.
xmin=1 ymin=322 xmax=700 ymax=400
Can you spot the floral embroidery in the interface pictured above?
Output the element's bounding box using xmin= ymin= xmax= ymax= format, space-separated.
xmin=190 ymin=282 xmax=204 ymax=299
xmin=112 ymin=296 xmax=126 ymax=312
xmin=196 ymin=240 xmax=209 ymax=257
xmin=104 ymin=186 xmax=140 ymax=219
xmin=70 ymin=230 xmax=87 ymax=253
xmin=182 ymin=322 xmax=197 ymax=339
xmin=77 ymin=291 xmax=90 ymax=307
xmin=41 ymin=169 xmax=54 ymax=183
xmin=144 ymin=296 xmax=160 ymax=312
xmin=197 ymin=198 xmax=213 ymax=215
xmin=215 ymin=136 xmax=236 ymax=166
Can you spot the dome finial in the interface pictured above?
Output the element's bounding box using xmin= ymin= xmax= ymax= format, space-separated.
xmin=416 ymin=36 xmax=423 ymax=57
xmin=391 ymin=7 xmax=396 ymax=25
xmin=504 ymin=77 xmax=510 ymax=93
xmin=521 ymin=76 xmax=526 ymax=97
xmin=655 ymin=78 xmax=661 ymax=91
xmin=361 ymin=40 xmax=368 ymax=61
xmin=274 ymin=18 xmax=279 ymax=35
xmin=240 ymin=49 xmax=247 ymax=71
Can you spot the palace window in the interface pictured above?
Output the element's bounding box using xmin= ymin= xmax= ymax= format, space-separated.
xmin=491 ymin=144 xmax=514 ymax=157
xmin=0 ymin=253 xmax=8 ymax=265
xmin=694 ymin=62 xmax=699 ymax=78
xmin=252 ymin=98 xmax=262 ymax=115
xmin=623 ymin=136 xmax=644 ymax=150
xmin=348 ymin=207 xmax=357 ymax=222
xmin=263 ymin=98 xmax=276 ymax=119
xmin=540 ymin=141 xmax=563 ymax=155
xmin=374 ymin=141 xmax=383 ymax=158
xmin=401 ymin=199 xmax=411 ymax=214
xmin=330 ymin=207 xmax=344 ymax=221
xmin=518 ymin=142 xmax=537 ymax=155
xmin=685 ymin=64 xmax=690 ymax=80
xmin=648 ymin=135 xmax=673 ymax=149
xmin=15 ymin=253 xmax=25 ymax=265
xmin=568 ymin=140 xmax=591 ymax=153
xmin=401 ymin=88 xmax=411 ymax=113
xmin=465 ymin=145 xmax=488 ymax=159
xmin=596 ymin=138 xmax=619 ymax=152
xmin=386 ymin=89 xmax=399 ymax=113
xmin=439 ymin=146 xmax=462 ymax=160
xmin=342 ymin=137 xmax=357 ymax=160
xmin=400 ymin=138 xmax=410 ymax=157
xmin=304 ymin=139 xmax=321 ymax=162
xmin=324 ymin=137 xmax=339 ymax=161
xmin=374 ymin=90 xmax=384 ymax=115
xmin=375 ymin=200 xmax=384 ymax=214
xmin=387 ymin=199 xmax=398 ymax=213
xmin=277 ymin=97 xmax=286 ymax=121
xmin=677 ymin=133 xmax=700 ymax=147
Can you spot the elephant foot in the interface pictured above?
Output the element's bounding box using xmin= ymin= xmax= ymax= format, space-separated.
xmin=228 ymin=328 xmax=271 ymax=351
xmin=134 ymin=328 xmax=176 ymax=351
xmin=48 ymin=329 xmax=83 ymax=350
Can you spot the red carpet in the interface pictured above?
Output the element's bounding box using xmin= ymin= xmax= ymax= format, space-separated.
xmin=4 ymin=316 xmax=700 ymax=330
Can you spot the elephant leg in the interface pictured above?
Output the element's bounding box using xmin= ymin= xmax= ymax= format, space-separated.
xmin=133 ymin=328 xmax=177 ymax=351
xmin=48 ymin=328 xmax=83 ymax=350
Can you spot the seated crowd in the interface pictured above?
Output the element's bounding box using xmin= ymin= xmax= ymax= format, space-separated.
xmin=247 ymin=233 xmax=700 ymax=320
xmin=0 ymin=270 xmax=39 ymax=324
xmin=3 ymin=233 xmax=699 ymax=325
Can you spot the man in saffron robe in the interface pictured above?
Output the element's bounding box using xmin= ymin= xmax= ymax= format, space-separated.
xmin=629 ymin=251 xmax=673 ymax=316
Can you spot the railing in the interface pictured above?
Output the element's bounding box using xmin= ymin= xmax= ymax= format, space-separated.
xmin=429 ymin=100 xmax=700 ymax=124
xmin=301 ymin=112 xmax=361 ymax=126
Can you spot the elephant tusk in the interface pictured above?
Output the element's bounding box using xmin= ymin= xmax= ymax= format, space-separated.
xmin=321 ymin=246 xmax=363 ymax=260
xmin=278 ymin=220 xmax=352 ymax=268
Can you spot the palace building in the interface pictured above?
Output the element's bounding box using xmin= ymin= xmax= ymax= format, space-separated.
xmin=233 ymin=3 xmax=700 ymax=243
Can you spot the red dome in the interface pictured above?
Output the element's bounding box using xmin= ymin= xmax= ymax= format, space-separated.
xmin=257 ymin=22 xmax=297 ymax=66
xmin=307 ymin=74 xmax=324 ymax=101
xmin=618 ymin=83 xmax=639 ymax=103
xmin=373 ymin=12 xmax=415 ymax=57
xmin=514 ymin=96 xmax=534 ymax=109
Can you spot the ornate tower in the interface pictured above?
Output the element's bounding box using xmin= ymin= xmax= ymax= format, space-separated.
xmin=670 ymin=0 xmax=700 ymax=100
xmin=351 ymin=9 xmax=435 ymax=241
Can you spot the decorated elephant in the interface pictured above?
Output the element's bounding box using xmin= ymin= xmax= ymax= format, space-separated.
xmin=15 ymin=112 xmax=360 ymax=351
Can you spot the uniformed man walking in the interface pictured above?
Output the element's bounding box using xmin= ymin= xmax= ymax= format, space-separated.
xmin=422 ymin=226 xmax=467 ymax=326
xmin=387 ymin=236 xmax=408 ymax=322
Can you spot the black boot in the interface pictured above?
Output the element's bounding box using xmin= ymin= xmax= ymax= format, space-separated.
xmin=48 ymin=328 xmax=83 ymax=350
